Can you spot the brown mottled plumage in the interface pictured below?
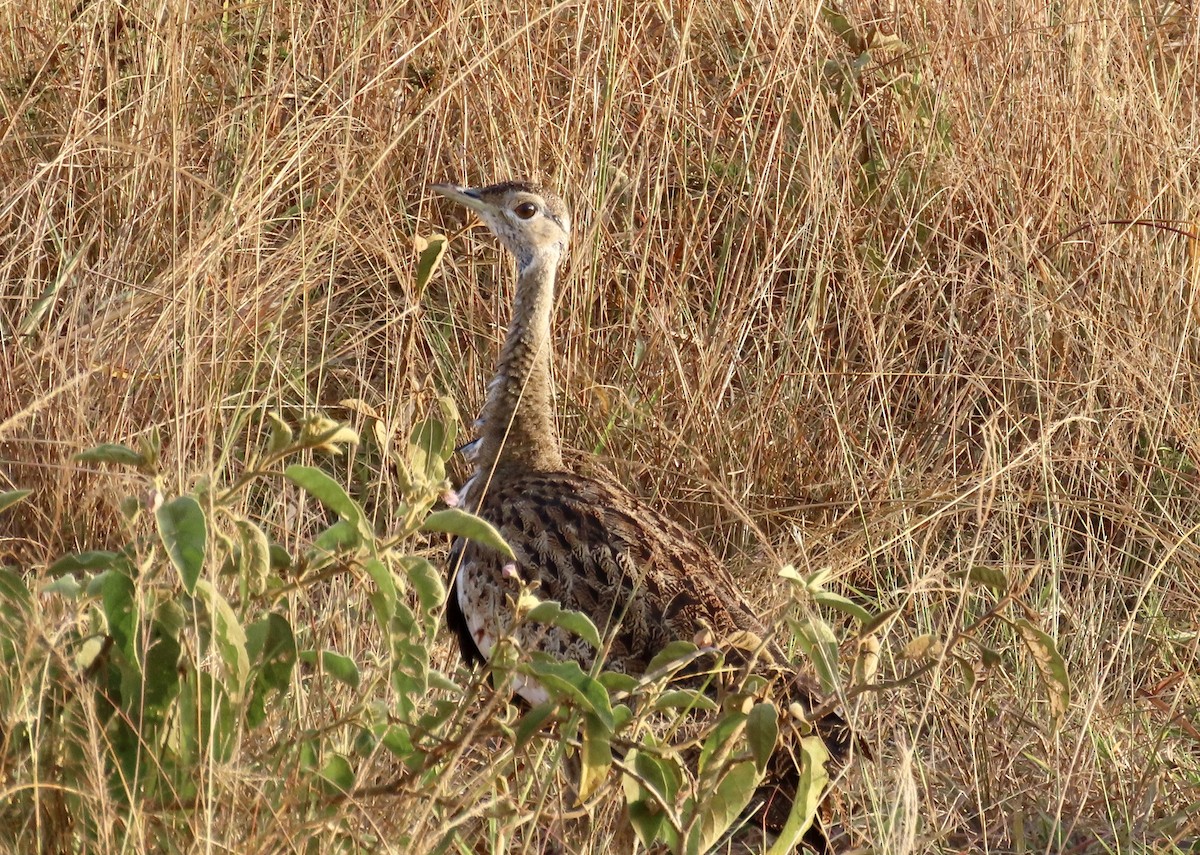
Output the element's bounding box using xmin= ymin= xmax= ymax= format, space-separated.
xmin=431 ymin=180 xmax=853 ymax=842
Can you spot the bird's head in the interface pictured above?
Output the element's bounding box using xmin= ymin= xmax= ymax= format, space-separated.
xmin=431 ymin=181 xmax=571 ymax=271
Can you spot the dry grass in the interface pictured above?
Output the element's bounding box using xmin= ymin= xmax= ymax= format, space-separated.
xmin=2 ymin=0 xmax=1199 ymax=852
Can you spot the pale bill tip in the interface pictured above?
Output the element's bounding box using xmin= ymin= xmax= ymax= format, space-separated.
xmin=431 ymin=183 xmax=487 ymax=212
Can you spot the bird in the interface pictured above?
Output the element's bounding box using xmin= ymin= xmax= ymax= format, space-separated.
xmin=431 ymin=180 xmax=855 ymax=844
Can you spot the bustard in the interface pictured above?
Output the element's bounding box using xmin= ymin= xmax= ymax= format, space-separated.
xmin=432 ymin=180 xmax=854 ymax=838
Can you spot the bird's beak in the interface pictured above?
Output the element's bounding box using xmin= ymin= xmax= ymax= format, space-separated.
xmin=431 ymin=183 xmax=495 ymax=216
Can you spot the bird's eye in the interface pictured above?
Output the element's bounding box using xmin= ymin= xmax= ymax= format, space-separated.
xmin=513 ymin=201 xmax=538 ymax=220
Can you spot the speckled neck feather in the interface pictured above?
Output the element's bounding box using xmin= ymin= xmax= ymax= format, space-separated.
xmin=474 ymin=254 xmax=564 ymax=473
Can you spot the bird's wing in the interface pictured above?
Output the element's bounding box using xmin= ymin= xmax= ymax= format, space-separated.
xmin=454 ymin=469 xmax=778 ymax=675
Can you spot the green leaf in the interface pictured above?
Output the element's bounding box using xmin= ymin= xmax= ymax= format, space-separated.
xmin=142 ymin=633 xmax=182 ymax=719
xmin=0 ymin=489 xmax=31 ymax=515
xmin=525 ymin=599 xmax=602 ymax=649
xmin=392 ymin=598 xmax=417 ymax=636
xmin=49 ymin=550 xmax=122 ymax=575
xmin=417 ymin=698 xmax=460 ymax=739
xmin=860 ymin=606 xmax=901 ymax=635
xmin=520 ymin=656 xmax=613 ymax=729
xmin=649 ymin=689 xmax=717 ymax=713
xmin=100 ymin=570 xmax=137 ymax=658
xmin=156 ymin=496 xmax=207 ymax=594
xmin=268 ymin=543 xmax=293 ymax=570
xmin=778 ymin=564 xmax=804 ymax=585
xmin=236 ymin=519 xmax=271 ymax=595
xmin=746 ymin=701 xmax=778 ymax=772
xmin=297 ymin=416 xmax=358 ymax=455
xmin=820 ymin=3 xmax=864 ymax=52
xmin=353 ymin=726 xmax=377 ymax=757
xmin=803 ymin=567 xmax=833 ymax=591
xmin=266 ymin=412 xmax=294 ymax=455
xmin=698 ymin=709 xmax=747 ymax=777
xmin=195 ymin=580 xmax=250 ymax=701
xmin=246 ymin=613 xmax=297 ymax=693
xmin=85 ymin=572 xmax=107 ymax=598
xmin=1014 ymin=619 xmax=1070 ymax=720
xmin=0 ymin=568 xmax=33 ymax=662
xmin=645 ymin=640 xmax=702 ymax=676
xmin=812 ymin=590 xmax=872 ymax=625
xmin=299 ymin=739 xmax=319 ymax=772
xmin=74 ymin=636 xmax=108 ymax=671
xmin=285 ymin=465 xmax=371 ymax=540
xmin=428 ymin=670 xmax=461 ymax=694
xmin=319 ymin=753 xmax=355 ymax=794
xmin=43 ymin=574 xmax=82 ymax=598
xmin=311 ymin=519 xmax=360 ymax=555
xmin=951 ymin=564 xmax=1009 ymax=594
xmin=578 ymin=713 xmax=613 ymax=802
xmin=364 ymin=557 xmax=397 ymax=603
xmin=409 ymin=418 xmax=450 ymax=483
xmin=421 ymin=508 xmax=514 ymax=559
xmin=138 ymin=426 xmax=161 ymax=469
xmin=379 ymin=724 xmax=415 ymax=761
xmin=435 ymin=396 xmax=460 ymax=452
xmin=979 ymin=644 xmax=1003 ymax=669
xmin=414 ymin=234 xmax=448 ymax=294
xmin=955 ymin=655 xmax=977 ymax=693
xmin=174 ymin=671 xmax=237 ymax=766
xmin=119 ymin=495 xmax=140 ymax=522
xmin=401 ymin=555 xmax=445 ymax=618
xmin=767 ymin=736 xmax=829 ymax=855
xmin=598 ymin=671 xmax=639 ymax=694
xmin=687 ymin=760 xmax=762 ymax=855
xmin=75 ymin=443 xmax=145 ymax=467
xmin=154 ymin=598 xmax=187 ymax=641
xmin=612 ymin=702 xmax=633 ymax=732
xmin=622 ymin=747 xmax=681 ymax=850
xmin=364 ymin=557 xmax=397 ymax=629
xmin=301 ymin=649 xmax=360 ymax=689
xmin=0 ymin=567 xmax=32 ymax=613
xmin=514 ymin=701 xmax=559 ymax=748
xmin=18 ymin=271 xmax=65 ymax=337
xmin=791 ymin=616 xmax=839 ymax=693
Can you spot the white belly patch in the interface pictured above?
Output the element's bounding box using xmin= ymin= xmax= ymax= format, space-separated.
xmin=456 ymin=554 xmax=551 ymax=706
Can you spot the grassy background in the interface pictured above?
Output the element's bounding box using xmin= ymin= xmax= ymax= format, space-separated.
xmin=2 ymin=0 xmax=1198 ymax=851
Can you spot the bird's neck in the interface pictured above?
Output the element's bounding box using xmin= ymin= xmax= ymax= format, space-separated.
xmin=475 ymin=255 xmax=564 ymax=474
